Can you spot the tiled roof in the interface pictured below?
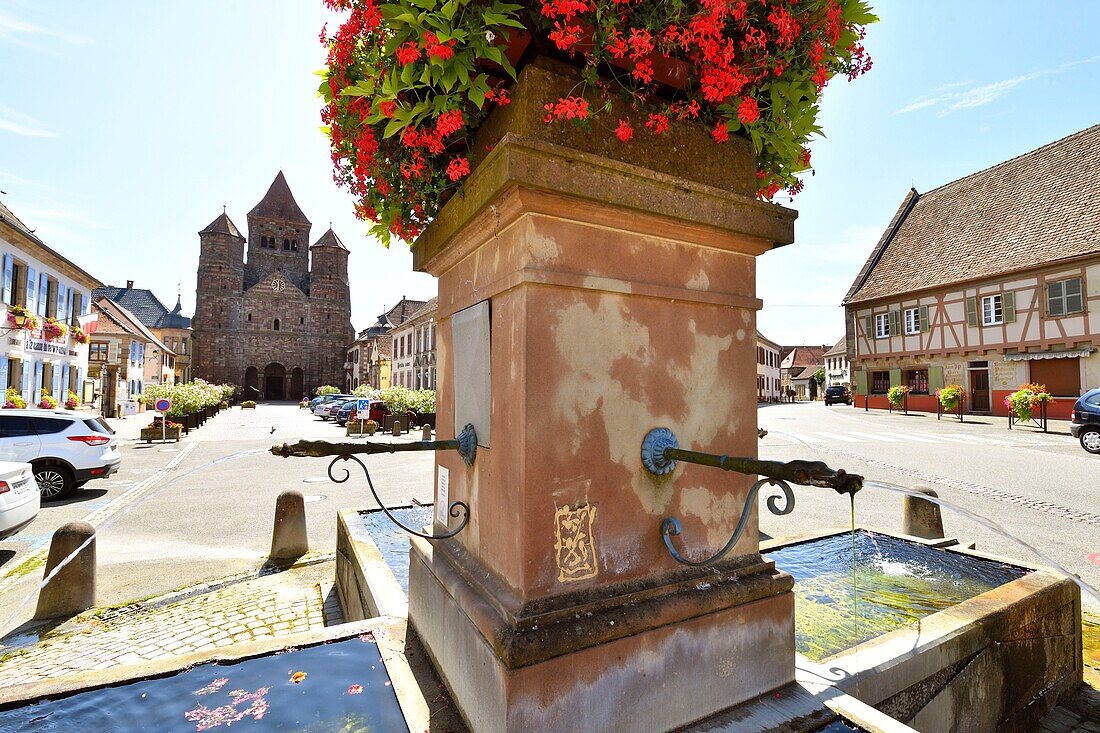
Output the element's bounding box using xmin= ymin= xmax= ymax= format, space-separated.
xmin=312 ymin=228 xmax=348 ymax=251
xmin=248 ymin=171 xmax=310 ymax=224
xmin=404 ymin=296 xmax=438 ymax=324
xmin=780 ymin=345 xmax=828 ymax=369
xmin=94 ymin=285 xmax=191 ymax=330
xmin=199 ymin=212 xmax=244 ymax=239
xmin=0 ymin=198 xmax=103 ymax=288
xmin=92 ymin=297 xmax=173 ymax=353
xmin=823 ymin=337 xmax=846 ymax=357
xmin=385 ymin=297 xmax=428 ymax=327
xmin=755 ymin=330 xmax=781 ymax=350
xmin=845 ymin=124 xmax=1100 ymax=305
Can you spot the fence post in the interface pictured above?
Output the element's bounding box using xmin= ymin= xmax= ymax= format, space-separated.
xmin=864 ymin=395 xmax=869 ymax=412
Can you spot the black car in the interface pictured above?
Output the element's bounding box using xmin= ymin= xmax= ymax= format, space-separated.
xmin=1070 ymin=388 xmax=1100 ymax=454
xmin=824 ymin=385 xmax=851 ymax=406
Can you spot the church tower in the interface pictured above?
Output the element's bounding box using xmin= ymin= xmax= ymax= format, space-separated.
xmin=244 ymin=172 xmax=311 ymax=293
xmin=192 ymin=212 xmax=245 ymax=384
xmin=309 ymin=228 xmax=354 ymax=387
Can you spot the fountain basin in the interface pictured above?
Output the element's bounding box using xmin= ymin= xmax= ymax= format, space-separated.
xmin=337 ymin=508 xmax=1081 ymax=732
xmin=762 ymin=529 xmax=1082 ymax=732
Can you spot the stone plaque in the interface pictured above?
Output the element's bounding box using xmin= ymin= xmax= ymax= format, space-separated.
xmin=435 ymin=466 xmax=449 ymax=527
xmin=452 ymin=300 xmax=491 ymax=447
xmin=554 ymin=504 xmax=598 ymax=583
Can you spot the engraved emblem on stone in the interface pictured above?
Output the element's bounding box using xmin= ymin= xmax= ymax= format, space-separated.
xmin=554 ymin=503 xmax=598 ymax=583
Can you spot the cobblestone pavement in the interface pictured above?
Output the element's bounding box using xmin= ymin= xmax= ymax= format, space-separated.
xmin=0 ymin=556 xmax=342 ymax=686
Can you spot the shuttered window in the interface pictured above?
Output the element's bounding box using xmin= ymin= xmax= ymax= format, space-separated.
xmin=1046 ymin=278 xmax=1083 ymax=317
xmin=874 ymin=313 xmax=889 ymax=338
xmin=904 ymin=307 xmax=921 ymax=334
xmin=981 ymin=295 xmax=1003 ymax=325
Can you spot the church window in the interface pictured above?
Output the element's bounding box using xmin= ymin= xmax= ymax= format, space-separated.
xmin=299 ymin=317 xmax=304 ymax=325
xmin=291 ymin=240 xmax=298 ymax=251
xmin=274 ymin=319 xmax=280 ymax=331
xmin=283 ymin=239 xmax=290 ymax=250
xmin=247 ymin=313 xmax=251 ymax=322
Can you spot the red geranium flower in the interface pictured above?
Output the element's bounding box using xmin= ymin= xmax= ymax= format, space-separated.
xmin=446 ymin=157 xmax=471 ymax=181
xmin=615 ymin=120 xmax=634 ymax=142
xmin=737 ymin=96 xmax=759 ymax=125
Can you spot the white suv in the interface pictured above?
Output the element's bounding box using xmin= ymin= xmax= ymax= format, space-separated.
xmin=0 ymin=410 xmax=121 ymax=500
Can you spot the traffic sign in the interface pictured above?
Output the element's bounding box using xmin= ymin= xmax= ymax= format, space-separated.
xmin=356 ymin=398 xmax=370 ymax=414
xmin=154 ymin=398 xmax=171 ymax=413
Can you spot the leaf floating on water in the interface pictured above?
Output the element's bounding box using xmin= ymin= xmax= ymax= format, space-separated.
xmin=193 ymin=677 xmax=229 ymax=696
xmin=347 ymin=684 xmax=363 ymax=695
xmin=290 ymin=671 xmax=308 ymax=684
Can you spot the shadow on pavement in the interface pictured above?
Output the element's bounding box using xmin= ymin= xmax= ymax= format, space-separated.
xmin=0 ymin=551 xmax=15 ymax=569
xmin=43 ymin=488 xmax=109 ymax=508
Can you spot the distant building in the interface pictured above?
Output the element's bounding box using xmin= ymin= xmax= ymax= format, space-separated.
xmin=756 ymin=331 xmax=781 ymax=402
xmin=843 ymin=125 xmax=1100 ymax=418
xmin=390 ymin=297 xmax=437 ymax=389
xmin=779 ymin=345 xmax=828 ymax=400
xmin=94 ymin=281 xmax=192 ymax=383
xmin=88 ymin=296 xmax=174 ymax=417
xmin=0 ymin=198 xmax=100 ymax=406
xmin=823 ymin=338 xmax=849 ymax=387
xmin=345 ymin=297 xmax=427 ymax=391
xmin=192 ymin=172 xmax=353 ymax=400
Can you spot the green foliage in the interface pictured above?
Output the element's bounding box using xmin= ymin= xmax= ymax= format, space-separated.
xmin=315 ymin=385 xmax=341 ymax=396
xmin=242 ymin=400 xmax=257 ymax=408
xmin=1007 ymin=383 xmax=1052 ymax=422
xmin=351 ymin=384 xmax=382 ymax=398
xmin=813 ymin=367 xmax=825 ymax=385
xmin=378 ymin=387 xmax=436 ymax=414
xmin=937 ymin=384 xmax=964 ymax=411
xmin=142 ymin=379 xmax=237 ymax=418
xmin=887 ymin=384 xmax=909 ymax=408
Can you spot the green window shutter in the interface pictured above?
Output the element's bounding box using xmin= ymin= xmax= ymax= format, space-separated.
xmin=919 ymin=305 xmax=929 ymax=333
xmin=889 ymin=368 xmax=902 ymax=387
xmin=928 ymin=365 xmax=944 ymax=393
xmin=889 ymin=310 xmax=900 ymax=336
xmin=1003 ymin=291 xmax=1016 ymax=323
xmin=853 ymin=369 xmax=868 ymax=395
xmin=966 ymin=297 xmax=978 ymax=327
xmin=864 ymin=315 xmax=873 ymax=337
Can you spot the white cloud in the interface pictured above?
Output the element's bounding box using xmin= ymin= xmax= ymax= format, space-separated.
xmin=0 ymin=115 xmax=53 ymax=137
xmin=895 ymin=56 xmax=1098 ymax=116
xmin=0 ymin=9 xmax=88 ymax=47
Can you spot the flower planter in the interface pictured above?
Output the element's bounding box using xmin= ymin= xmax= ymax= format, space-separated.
xmin=346 ymin=421 xmax=379 ymax=437
xmin=140 ymin=427 xmax=181 ymax=443
xmin=413 ymin=412 xmax=436 ymax=429
xmin=242 ymin=403 xmax=256 ymax=410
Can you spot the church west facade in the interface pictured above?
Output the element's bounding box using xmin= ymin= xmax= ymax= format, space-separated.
xmin=191 ymin=172 xmax=353 ymax=400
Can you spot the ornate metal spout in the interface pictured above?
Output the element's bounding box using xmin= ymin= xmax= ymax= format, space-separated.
xmin=640 ymin=427 xmax=863 ymax=566
xmin=271 ymin=423 xmax=478 ymax=540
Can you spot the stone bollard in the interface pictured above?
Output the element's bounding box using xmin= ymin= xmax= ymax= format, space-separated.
xmin=270 ymin=490 xmax=308 ymax=564
xmin=34 ymin=521 xmax=96 ymax=620
xmin=421 ymin=424 xmax=432 ymax=441
xmin=391 ymin=418 xmax=402 ymax=437
xmin=902 ymin=485 xmax=945 ymax=540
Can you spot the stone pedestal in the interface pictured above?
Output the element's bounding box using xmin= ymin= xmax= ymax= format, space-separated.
xmin=409 ymin=59 xmax=798 ymax=733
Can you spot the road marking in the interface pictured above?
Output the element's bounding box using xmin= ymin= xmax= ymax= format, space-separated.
xmin=897 ymin=433 xmax=943 ymax=443
xmin=812 ymin=431 xmax=863 ymax=443
xmin=775 ymin=431 xmax=825 ymax=444
xmin=0 ymin=442 xmax=200 ymax=592
xmin=846 ymin=431 xmax=903 ymax=442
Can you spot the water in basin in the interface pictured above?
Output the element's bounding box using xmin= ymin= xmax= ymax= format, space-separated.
xmin=0 ymin=633 xmax=407 ymax=732
xmin=360 ymin=505 xmax=432 ymax=593
xmin=766 ymin=530 xmax=1027 ymax=661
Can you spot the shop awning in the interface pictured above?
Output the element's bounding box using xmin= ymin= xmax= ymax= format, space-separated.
xmin=1003 ymin=348 xmax=1094 ymax=361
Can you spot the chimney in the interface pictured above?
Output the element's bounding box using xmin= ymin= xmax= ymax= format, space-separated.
xmin=125 ymin=280 xmax=134 ymax=289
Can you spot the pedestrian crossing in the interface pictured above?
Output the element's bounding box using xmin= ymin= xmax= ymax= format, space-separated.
xmin=768 ymin=428 xmax=1046 ymax=448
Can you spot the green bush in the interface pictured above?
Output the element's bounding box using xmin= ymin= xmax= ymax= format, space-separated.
xmin=315 ymin=385 xmax=340 ymax=396
xmin=142 ymin=379 xmax=237 ymax=417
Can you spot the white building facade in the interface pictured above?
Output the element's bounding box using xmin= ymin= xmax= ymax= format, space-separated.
xmin=755 ymin=331 xmax=782 ymax=402
xmin=0 ymin=201 xmax=100 ymax=406
xmin=823 ymin=339 xmax=850 ymax=387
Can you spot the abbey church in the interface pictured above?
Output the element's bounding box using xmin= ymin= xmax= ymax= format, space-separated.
xmin=191 ymin=172 xmax=353 ymax=399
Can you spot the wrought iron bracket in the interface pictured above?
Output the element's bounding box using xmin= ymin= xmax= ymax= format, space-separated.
xmin=329 ymin=454 xmax=469 ymax=540
xmin=271 ymin=423 xmax=479 ymax=540
xmin=640 ymin=427 xmax=862 ymax=566
xmin=660 ymin=478 xmax=794 ymax=566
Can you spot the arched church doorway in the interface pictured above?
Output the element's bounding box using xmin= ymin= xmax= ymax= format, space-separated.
xmin=264 ymin=363 xmax=287 ymax=400
xmin=243 ymin=366 xmax=260 ymax=401
xmin=289 ymin=368 xmax=304 ymax=401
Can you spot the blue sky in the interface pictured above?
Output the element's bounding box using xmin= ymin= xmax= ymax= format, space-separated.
xmin=1 ymin=1 xmax=1099 ymax=340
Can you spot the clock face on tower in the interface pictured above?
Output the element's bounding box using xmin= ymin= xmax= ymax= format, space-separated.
xmin=271 ymin=278 xmax=286 ymax=293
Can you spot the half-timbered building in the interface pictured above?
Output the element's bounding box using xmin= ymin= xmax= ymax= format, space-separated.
xmin=843 ymin=124 xmax=1100 ymax=418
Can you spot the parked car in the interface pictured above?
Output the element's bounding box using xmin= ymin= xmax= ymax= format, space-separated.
xmin=311 ymin=394 xmax=352 ymax=415
xmin=0 ymin=410 xmax=121 ymax=500
xmin=315 ymin=397 xmax=354 ymax=420
xmin=824 ymin=385 xmax=852 ymax=406
xmin=1070 ymin=388 xmax=1100 ymax=454
xmin=0 ymin=461 xmax=38 ymax=540
xmin=336 ymin=399 xmax=396 ymax=427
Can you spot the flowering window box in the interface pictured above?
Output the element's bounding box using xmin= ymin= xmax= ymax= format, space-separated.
xmin=141 ymin=426 xmax=181 ymax=443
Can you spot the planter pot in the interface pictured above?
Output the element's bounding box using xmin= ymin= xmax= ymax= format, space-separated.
xmin=415 ymin=412 xmax=436 ymax=429
xmin=242 ymin=404 xmax=256 ymax=410
xmin=382 ymin=414 xmax=394 ymax=433
xmin=140 ymin=427 xmax=181 ymax=443
xmin=346 ymin=422 xmax=378 ymax=437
